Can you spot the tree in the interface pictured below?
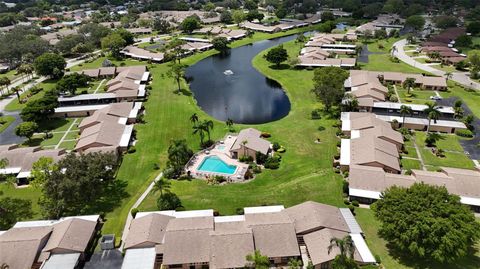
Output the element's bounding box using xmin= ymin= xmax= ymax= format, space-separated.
xmin=466 ymin=21 xmax=480 ymax=36
xmin=56 ymin=73 xmax=90 ymax=95
xmin=165 ymin=139 xmax=193 ymax=178
xmin=434 ymin=15 xmax=458 ymax=29
xmin=33 ymin=53 xmax=66 ymax=79
xmin=373 ymin=183 xmax=480 ymax=263
xmin=193 ymin=123 xmax=207 ymax=145
xmin=244 ymin=0 xmax=258 ymax=11
xmin=212 ymin=37 xmax=230 ymax=53
xmin=402 ymin=77 xmax=416 ymax=94
xmin=157 ymin=191 xmax=182 ymax=210
xmin=39 ymin=152 xmax=118 ymax=218
xmin=453 ymin=100 xmax=464 ymax=119
xmin=287 ymin=258 xmax=302 ymax=269
xmin=116 ymin=28 xmax=135 ymax=45
xmin=232 ymin=10 xmax=246 ymax=26
xmin=220 ymin=10 xmax=233 ymax=24
xmin=204 ymin=2 xmax=216 ymax=11
xmin=30 ymin=157 xmax=56 ymax=188
xmin=167 ymin=38 xmax=188 ymax=64
xmin=20 ymin=89 xmax=58 ymax=123
xmin=55 ymin=34 xmax=86 ymax=56
xmin=265 ymin=45 xmax=288 ymax=67
xmin=202 ymin=120 xmax=214 ymax=142
xmin=153 ymin=18 xmax=171 ymax=34
xmin=399 ymin=105 xmax=413 ymax=126
xmin=226 ymin=118 xmax=234 ymax=131
xmin=246 ymin=250 xmax=270 ymax=269
xmin=18 ymin=64 xmax=34 ymax=80
xmin=321 ymin=11 xmax=335 ymax=22
xmin=190 ymin=113 xmax=199 ymax=126
xmin=311 ymin=67 xmax=349 ymax=112
xmin=0 ymin=197 xmax=33 ymax=230
xmin=15 ymin=121 xmax=38 ymax=141
xmin=11 ymin=86 xmax=21 ymax=100
xmin=382 ymin=0 xmax=404 ymax=14
xmin=180 ymin=15 xmax=201 ymax=33
xmin=445 ymin=71 xmax=452 ymax=81
xmin=275 ymin=8 xmax=287 ymax=19
xmin=423 ymin=102 xmax=441 ymax=132
xmin=405 ymin=15 xmax=425 ymax=32
xmin=246 ymin=10 xmax=264 ymax=22
xmin=152 ymin=177 xmax=171 ymax=197
xmin=455 ymin=35 xmax=472 ymax=48
xmin=328 ymin=235 xmax=359 ymax=269
xmin=167 ymin=62 xmax=186 ymax=93
xmin=101 ymin=33 xmax=127 ymax=59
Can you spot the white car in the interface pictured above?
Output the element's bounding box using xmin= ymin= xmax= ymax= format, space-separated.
xmin=430 ymin=96 xmax=442 ymax=100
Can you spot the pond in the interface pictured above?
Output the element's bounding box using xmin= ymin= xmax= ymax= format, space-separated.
xmin=186 ymin=35 xmax=298 ymax=124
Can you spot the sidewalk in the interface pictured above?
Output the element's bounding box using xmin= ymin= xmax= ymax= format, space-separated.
xmin=392 ymin=39 xmax=480 ymax=90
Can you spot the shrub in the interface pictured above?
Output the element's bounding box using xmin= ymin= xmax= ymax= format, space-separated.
xmin=343 ymin=198 xmax=350 ymax=205
xmin=342 ymin=180 xmax=349 ymax=194
xmin=236 ymin=208 xmax=244 ymax=215
xmin=127 ymin=146 xmax=136 ymax=153
xmin=317 ymin=126 xmax=325 ymax=131
xmin=157 ymin=192 xmax=182 ymax=210
xmin=389 ymin=95 xmax=398 ymax=102
xmin=375 ymin=255 xmax=381 ymax=264
xmin=146 ymin=85 xmax=152 ymax=91
xmin=244 ymin=169 xmax=253 ymax=179
xmin=343 ymin=171 xmax=349 ymax=178
xmin=351 ymin=200 xmax=359 ymax=207
xmin=252 ymin=165 xmax=262 ymax=174
xmin=405 ymin=169 xmax=412 ymax=175
xmin=336 ymin=140 xmax=341 ymax=147
xmin=255 ymin=152 xmax=268 ymax=164
xmin=260 ymin=132 xmax=271 ymax=138
xmin=277 ymin=147 xmax=286 ymax=153
xmin=264 ymin=155 xmax=281 ymax=169
xmin=272 ymin=142 xmax=280 ymax=151
xmin=311 ymin=109 xmax=322 ymax=119
xmin=131 ymin=208 xmax=139 ymax=218
xmin=239 ymin=155 xmax=254 ymax=162
xmin=348 ymin=204 xmax=355 ymax=214
xmin=456 ymin=129 xmax=474 ymax=138
xmin=334 ymin=153 xmax=340 ymax=160
xmin=336 ymin=130 xmax=343 ymax=136
xmin=405 ymin=98 xmax=413 ymax=102
xmin=153 ymin=163 xmax=160 ymax=170
xmin=30 ymin=87 xmax=43 ymax=95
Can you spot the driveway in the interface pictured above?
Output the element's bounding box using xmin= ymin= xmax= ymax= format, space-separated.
xmin=392 ymin=39 xmax=480 ymax=90
xmin=0 ymin=111 xmax=23 ymax=144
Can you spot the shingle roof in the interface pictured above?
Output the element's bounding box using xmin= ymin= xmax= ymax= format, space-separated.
xmin=251 ymin=223 xmax=300 ymax=258
xmin=230 ymin=128 xmax=271 ymax=154
xmin=124 ymin=213 xmax=173 ymax=249
xmin=42 ymin=218 xmax=97 ymax=253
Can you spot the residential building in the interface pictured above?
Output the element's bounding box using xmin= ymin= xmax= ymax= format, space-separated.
xmin=75 ymin=102 xmax=142 ymax=153
xmin=0 ymin=215 xmax=100 ymax=269
xmin=229 ymin=128 xmax=271 ymax=161
xmin=348 ymin=165 xmax=480 ymax=212
xmin=121 ymin=201 xmax=376 ymax=269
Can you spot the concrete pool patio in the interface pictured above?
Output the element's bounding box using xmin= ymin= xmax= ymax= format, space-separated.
xmin=185 ymin=134 xmax=250 ymax=182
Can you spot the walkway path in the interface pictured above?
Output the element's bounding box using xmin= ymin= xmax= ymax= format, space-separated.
xmin=120 ymin=172 xmax=162 ymax=250
xmin=412 ymin=139 xmax=427 ymax=171
xmin=392 ymin=85 xmax=401 ymax=101
xmin=55 ymin=118 xmax=78 ymax=149
xmin=392 ymin=39 xmax=480 ymax=90
xmin=93 ymin=79 xmax=106 ymax=94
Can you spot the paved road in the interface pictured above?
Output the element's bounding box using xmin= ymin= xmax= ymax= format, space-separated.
xmin=0 ymin=111 xmax=22 ymax=144
xmin=392 ymin=39 xmax=480 ymax=90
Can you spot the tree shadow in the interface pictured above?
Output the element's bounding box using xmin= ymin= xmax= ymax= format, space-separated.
xmin=268 ymin=63 xmax=290 ymax=70
xmin=173 ymin=88 xmax=192 ymax=96
xmin=86 ymin=179 xmax=129 ymax=216
xmin=386 ymin=242 xmax=480 ymax=269
xmin=37 ymin=118 xmax=70 ymax=132
xmin=22 ymin=137 xmax=43 ymax=147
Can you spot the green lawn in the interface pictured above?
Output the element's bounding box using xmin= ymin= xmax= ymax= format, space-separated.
xmin=4 ymin=79 xmax=58 ymax=111
xmin=420 ymin=148 xmax=474 ymax=169
xmin=401 ymin=146 xmax=418 ymax=159
xmin=69 ymin=57 xmax=149 ymax=72
xmin=0 ymin=69 xmax=19 ymax=81
xmin=356 ymin=208 xmax=480 ymax=269
xmin=0 ymin=183 xmax=42 ymax=219
xmin=400 ymin=158 xmax=422 ymax=170
xmin=0 ymin=115 xmax=15 ymax=133
xmin=17 ymin=118 xmax=80 ymax=148
xmin=414 ymin=132 xmax=467 ymax=152
xmin=59 ymin=140 xmax=77 ymax=150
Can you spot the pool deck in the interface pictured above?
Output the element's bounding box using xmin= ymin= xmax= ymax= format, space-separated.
xmin=185 ymin=135 xmax=249 ymax=182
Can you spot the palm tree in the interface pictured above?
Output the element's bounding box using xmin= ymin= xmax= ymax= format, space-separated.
xmin=328 ymin=235 xmax=357 ymax=268
xmin=423 ymin=102 xmax=441 ymax=132
xmin=453 ymin=100 xmax=464 ymax=119
xmin=193 ymin=124 xmax=206 ymax=145
xmin=241 ymin=140 xmax=248 ymax=157
xmin=190 ymin=113 xmax=199 ymax=126
xmin=399 ymin=105 xmax=413 ymax=126
xmin=203 ymin=120 xmax=214 ymax=141
xmin=246 ymin=250 xmax=269 ymax=269
xmin=445 ymin=71 xmax=453 ymax=81
xmin=11 ymin=86 xmax=21 ymax=100
xmin=402 ymin=77 xmax=416 ymax=94
xmin=167 ymin=62 xmax=186 ymax=93
xmin=226 ymin=118 xmax=234 ymax=131
xmin=152 ymin=177 xmax=171 ymax=197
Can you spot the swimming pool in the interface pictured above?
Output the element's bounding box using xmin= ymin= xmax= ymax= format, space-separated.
xmin=198 ymin=156 xmax=237 ymax=175
xmin=216 ymin=145 xmax=226 ymax=150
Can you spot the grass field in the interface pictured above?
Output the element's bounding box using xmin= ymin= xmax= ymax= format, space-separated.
xmin=400 ymin=158 xmax=422 ymax=170
xmin=0 ymin=115 xmax=15 ymax=133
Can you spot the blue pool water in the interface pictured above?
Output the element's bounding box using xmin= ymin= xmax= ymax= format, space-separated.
xmin=217 ymin=145 xmax=226 ymax=150
xmin=198 ymin=156 xmax=237 ymax=175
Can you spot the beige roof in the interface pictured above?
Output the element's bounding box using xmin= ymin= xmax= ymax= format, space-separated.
xmin=359 ymin=125 xmax=404 ymax=146
xmin=351 ymin=87 xmax=386 ymax=101
xmin=349 ymin=70 xmax=447 ymax=88
xmin=124 ymin=213 xmax=174 ymax=249
xmin=285 ymin=201 xmax=350 ymax=234
xmin=350 ymin=136 xmax=400 ymax=172
xmin=42 ymin=218 xmax=97 ymax=253
xmin=19 ymin=149 xmax=66 ymax=174
xmin=75 ymin=120 xmax=126 ymax=151
xmin=163 ymin=229 xmax=212 ymax=265
xmin=304 ymin=228 xmax=362 ymax=265
xmin=99 ymin=67 xmax=116 ymax=76
xmin=230 ymin=128 xmax=271 ymax=155
xmin=245 ymin=211 xmax=292 ymax=226
xmin=251 ymin=223 xmax=300 ymax=258
xmin=78 ymin=102 xmax=134 ymax=130
xmin=349 ymin=165 xmax=415 ymax=192
xmin=0 ymin=226 xmax=52 ymax=269
xmin=166 ymin=216 xmax=214 ymax=231
xmin=0 ymin=146 xmax=41 ymax=168
xmin=209 ymin=222 xmax=254 ymax=269
xmin=107 ymin=80 xmax=139 ymax=93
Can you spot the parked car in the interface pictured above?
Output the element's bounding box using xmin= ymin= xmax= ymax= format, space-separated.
xmin=430 ymin=95 xmax=442 ymax=100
